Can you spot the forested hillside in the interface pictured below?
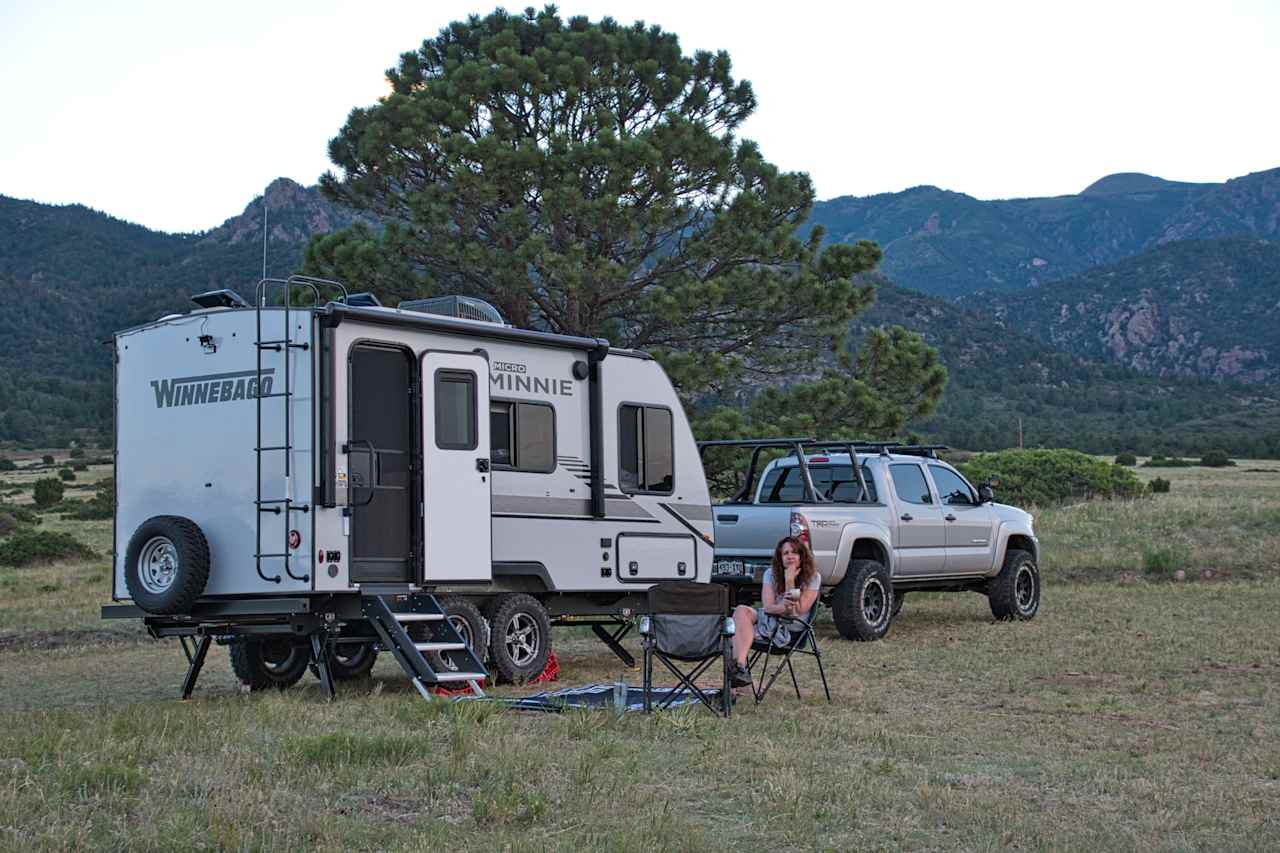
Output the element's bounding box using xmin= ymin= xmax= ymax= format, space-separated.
xmin=809 ymin=167 xmax=1279 ymax=299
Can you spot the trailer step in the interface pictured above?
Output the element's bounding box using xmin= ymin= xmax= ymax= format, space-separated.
xmin=361 ymin=593 xmax=487 ymax=701
xmin=393 ymin=613 xmax=443 ymax=623
xmin=414 ymin=642 xmax=466 ymax=652
xmin=434 ymin=672 xmax=487 ymax=682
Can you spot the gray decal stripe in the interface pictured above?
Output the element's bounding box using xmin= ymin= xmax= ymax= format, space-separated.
xmin=659 ymin=503 xmax=711 ymax=539
xmin=169 ymin=368 xmax=275 ymax=384
xmin=491 ymin=495 xmax=656 ymax=520
xmin=668 ymin=504 xmax=713 ymax=521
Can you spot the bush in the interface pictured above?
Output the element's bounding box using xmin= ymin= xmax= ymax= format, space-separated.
xmin=32 ymin=478 xmax=64 ymax=508
xmin=0 ymin=459 xmax=15 ymax=472
xmin=1200 ymin=449 xmax=1234 ymax=468
xmin=71 ymin=462 xmax=88 ymax=472
xmin=1114 ymin=452 xmax=1137 ymax=467
xmin=1150 ymin=477 xmax=1171 ymax=494
xmin=69 ymin=448 xmax=85 ymax=459
xmin=1142 ymin=545 xmax=1187 ymax=577
xmin=0 ymin=529 xmax=95 ymax=567
xmin=40 ymin=454 xmax=54 ymax=466
xmin=0 ymin=512 xmax=16 ymax=537
xmin=58 ymin=468 xmax=75 ymax=482
xmin=956 ymin=448 xmax=1144 ymax=508
xmin=7 ymin=506 xmax=41 ymax=526
xmin=69 ymin=478 xmax=114 ymax=520
xmin=1143 ymin=455 xmax=1194 ymax=468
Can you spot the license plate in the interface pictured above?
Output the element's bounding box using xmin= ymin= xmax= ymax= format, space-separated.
xmin=713 ymin=559 xmax=747 ymax=576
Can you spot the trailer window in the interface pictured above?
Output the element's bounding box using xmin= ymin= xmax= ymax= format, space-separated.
xmin=618 ymin=404 xmax=674 ymax=494
xmin=434 ymin=370 xmax=476 ymax=450
xmin=490 ymin=400 xmax=555 ymax=473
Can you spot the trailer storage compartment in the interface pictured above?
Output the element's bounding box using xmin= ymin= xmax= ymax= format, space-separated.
xmin=616 ymin=533 xmax=697 ymax=582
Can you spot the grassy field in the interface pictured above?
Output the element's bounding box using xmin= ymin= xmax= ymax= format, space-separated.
xmin=0 ymin=457 xmax=1277 ymax=850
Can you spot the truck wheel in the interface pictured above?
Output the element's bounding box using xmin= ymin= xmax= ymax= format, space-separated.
xmin=486 ymin=594 xmax=551 ymax=684
xmin=891 ymin=591 xmax=907 ymax=620
xmin=989 ymin=549 xmax=1040 ymax=621
xmin=831 ymin=560 xmax=894 ymax=641
xmin=230 ymin=637 xmax=309 ymax=690
xmin=123 ymin=516 xmax=210 ymax=614
xmin=328 ymin=643 xmax=378 ymax=680
xmin=423 ymin=597 xmax=489 ymax=673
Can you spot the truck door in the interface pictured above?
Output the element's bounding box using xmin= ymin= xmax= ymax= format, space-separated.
xmin=420 ymin=352 xmax=492 ymax=583
xmin=887 ymin=462 xmax=947 ymax=575
xmin=928 ymin=464 xmax=996 ymax=573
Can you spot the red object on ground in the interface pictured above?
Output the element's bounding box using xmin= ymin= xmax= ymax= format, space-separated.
xmin=430 ymin=679 xmax=485 ymax=697
xmin=529 ymin=651 xmax=559 ymax=684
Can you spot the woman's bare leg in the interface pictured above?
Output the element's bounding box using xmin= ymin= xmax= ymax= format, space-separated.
xmin=732 ymin=605 xmax=756 ymax=666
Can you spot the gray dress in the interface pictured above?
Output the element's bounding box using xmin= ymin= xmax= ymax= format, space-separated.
xmin=754 ymin=568 xmax=821 ymax=646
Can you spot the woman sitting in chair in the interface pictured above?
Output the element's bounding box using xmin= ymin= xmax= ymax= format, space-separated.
xmin=729 ymin=536 xmax=820 ymax=687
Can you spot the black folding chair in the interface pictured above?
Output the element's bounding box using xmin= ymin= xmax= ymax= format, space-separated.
xmin=748 ymin=599 xmax=831 ymax=704
xmin=639 ymin=581 xmax=734 ymax=717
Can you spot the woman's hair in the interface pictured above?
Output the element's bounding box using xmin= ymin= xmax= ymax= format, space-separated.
xmin=770 ymin=536 xmax=816 ymax=595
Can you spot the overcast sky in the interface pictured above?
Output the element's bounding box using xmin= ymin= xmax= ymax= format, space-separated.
xmin=2 ymin=0 xmax=1277 ymax=233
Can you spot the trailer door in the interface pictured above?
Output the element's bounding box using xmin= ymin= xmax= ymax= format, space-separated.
xmin=421 ymin=352 xmax=492 ymax=582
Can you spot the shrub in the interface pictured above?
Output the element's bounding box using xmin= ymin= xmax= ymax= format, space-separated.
xmin=0 ymin=512 xmax=16 ymax=537
xmin=1200 ymin=449 xmax=1234 ymax=468
xmin=71 ymin=462 xmax=88 ymax=472
xmin=957 ymin=448 xmax=1144 ymax=508
xmin=1114 ymin=452 xmax=1137 ymax=467
xmin=58 ymin=468 xmax=75 ymax=482
xmin=8 ymin=506 xmax=41 ymax=526
xmin=1142 ymin=455 xmax=1194 ymax=468
xmin=1142 ymin=545 xmax=1186 ymax=577
xmin=0 ymin=529 xmax=94 ymax=567
xmin=32 ymin=478 xmax=64 ymax=508
xmin=0 ymin=459 xmax=15 ymax=471
xmin=69 ymin=478 xmax=114 ymax=520
xmin=1150 ymin=477 xmax=1171 ymax=494
xmin=40 ymin=454 xmax=54 ymax=466
xmin=69 ymin=448 xmax=85 ymax=459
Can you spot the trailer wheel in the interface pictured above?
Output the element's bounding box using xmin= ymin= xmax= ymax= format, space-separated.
xmin=988 ymin=549 xmax=1040 ymax=621
xmin=229 ymin=637 xmax=309 ymax=691
xmin=486 ymin=594 xmax=551 ymax=684
xmin=328 ymin=643 xmax=378 ymax=681
xmin=831 ymin=559 xmax=894 ymax=642
xmin=421 ymin=597 xmax=489 ymax=673
xmin=123 ymin=516 xmax=210 ymax=614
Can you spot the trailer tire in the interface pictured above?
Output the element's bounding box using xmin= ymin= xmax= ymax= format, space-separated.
xmin=229 ymin=637 xmax=309 ymax=691
xmin=123 ymin=516 xmax=210 ymax=614
xmin=831 ymin=559 xmax=893 ymax=642
xmin=328 ymin=643 xmax=378 ymax=681
xmin=423 ymin=597 xmax=489 ymax=672
xmin=988 ymin=549 xmax=1040 ymax=621
xmin=486 ymin=594 xmax=551 ymax=685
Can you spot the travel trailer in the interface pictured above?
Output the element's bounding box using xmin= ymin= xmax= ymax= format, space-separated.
xmin=103 ymin=278 xmax=714 ymax=699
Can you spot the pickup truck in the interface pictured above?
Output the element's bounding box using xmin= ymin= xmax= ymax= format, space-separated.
xmin=701 ymin=440 xmax=1041 ymax=642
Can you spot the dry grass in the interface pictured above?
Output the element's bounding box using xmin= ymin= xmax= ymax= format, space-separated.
xmin=0 ymin=462 xmax=1277 ymax=849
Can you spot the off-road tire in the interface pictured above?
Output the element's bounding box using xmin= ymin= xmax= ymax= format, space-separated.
xmin=327 ymin=643 xmax=378 ymax=681
xmin=123 ymin=516 xmax=210 ymax=614
xmin=831 ymin=559 xmax=894 ymax=641
xmin=229 ymin=637 xmax=309 ymax=691
xmin=989 ymin=549 xmax=1040 ymax=621
xmin=486 ymin=594 xmax=551 ymax=684
xmin=424 ymin=597 xmax=489 ymax=673
xmin=891 ymin=590 xmax=907 ymax=620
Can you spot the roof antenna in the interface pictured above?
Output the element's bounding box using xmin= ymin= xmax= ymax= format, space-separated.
xmin=261 ymin=181 xmax=269 ymax=290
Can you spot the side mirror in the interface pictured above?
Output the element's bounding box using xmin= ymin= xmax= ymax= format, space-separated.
xmin=978 ymin=481 xmax=996 ymax=504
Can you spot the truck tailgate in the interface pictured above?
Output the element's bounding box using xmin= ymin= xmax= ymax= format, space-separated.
xmin=712 ymin=504 xmax=787 ymax=559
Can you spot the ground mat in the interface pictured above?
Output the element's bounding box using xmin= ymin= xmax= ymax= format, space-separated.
xmin=487 ymin=682 xmax=729 ymax=713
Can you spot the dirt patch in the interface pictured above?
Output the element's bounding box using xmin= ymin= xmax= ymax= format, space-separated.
xmin=0 ymin=628 xmax=148 ymax=653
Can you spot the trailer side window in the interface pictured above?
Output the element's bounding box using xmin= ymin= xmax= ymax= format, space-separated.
xmin=490 ymin=400 xmax=555 ymax=473
xmin=434 ymin=370 xmax=477 ymax=450
xmin=618 ymin=404 xmax=674 ymax=494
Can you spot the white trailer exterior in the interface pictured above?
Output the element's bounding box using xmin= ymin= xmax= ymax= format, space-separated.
xmin=108 ymin=285 xmax=714 ymax=695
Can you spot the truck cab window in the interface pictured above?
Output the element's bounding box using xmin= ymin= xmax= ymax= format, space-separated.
xmin=929 ymin=465 xmax=976 ymax=505
xmin=490 ymin=400 xmax=555 ymax=472
xmin=889 ymin=464 xmax=933 ymax=505
xmin=619 ymin=404 xmax=674 ymax=493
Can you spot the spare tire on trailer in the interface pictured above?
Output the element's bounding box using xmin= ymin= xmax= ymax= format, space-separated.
xmin=123 ymin=516 xmax=210 ymax=614
xmin=230 ymin=637 xmax=310 ymax=691
xmin=486 ymin=594 xmax=551 ymax=685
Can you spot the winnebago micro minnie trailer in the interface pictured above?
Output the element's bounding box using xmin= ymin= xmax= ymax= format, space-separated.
xmin=103 ymin=278 xmax=714 ymax=699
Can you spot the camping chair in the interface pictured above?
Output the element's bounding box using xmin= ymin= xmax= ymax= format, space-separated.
xmin=748 ymin=599 xmax=831 ymax=704
xmin=639 ymin=581 xmax=734 ymax=718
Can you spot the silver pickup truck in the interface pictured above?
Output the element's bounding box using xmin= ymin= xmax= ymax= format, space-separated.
xmin=701 ymin=440 xmax=1040 ymax=642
